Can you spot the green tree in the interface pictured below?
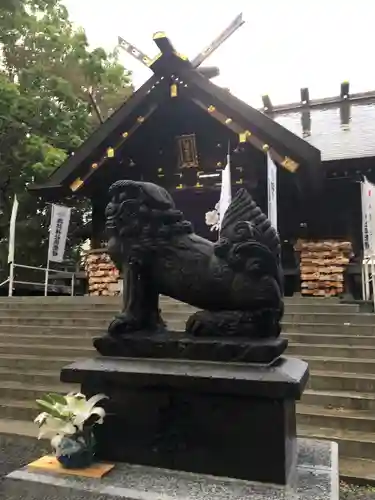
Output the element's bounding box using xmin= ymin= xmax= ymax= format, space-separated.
xmin=0 ymin=0 xmax=132 ymax=278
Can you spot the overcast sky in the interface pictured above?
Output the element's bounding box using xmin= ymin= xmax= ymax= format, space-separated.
xmin=63 ymin=0 xmax=375 ymax=107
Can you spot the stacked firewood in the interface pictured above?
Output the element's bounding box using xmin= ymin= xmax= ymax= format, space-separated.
xmin=295 ymin=240 xmax=352 ymax=297
xmin=85 ymin=250 xmax=121 ymax=296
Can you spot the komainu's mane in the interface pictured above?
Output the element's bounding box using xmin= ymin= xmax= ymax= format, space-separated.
xmin=106 ymin=180 xmax=193 ymax=253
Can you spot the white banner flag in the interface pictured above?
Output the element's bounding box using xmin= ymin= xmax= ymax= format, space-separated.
xmin=48 ymin=204 xmax=71 ymax=263
xmin=7 ymin=195 xmax=18 ymax=264
xmin=361 ymin=177 xmax=375 ymax=257
xmin=219 ymin=154 xmax=232 ymax=228
xmin=267 ymin=153 xmax=277 ymax=230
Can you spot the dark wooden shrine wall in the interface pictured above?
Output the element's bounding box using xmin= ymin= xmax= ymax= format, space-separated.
xmin=87 ymin=96 xmax=365 ymax=251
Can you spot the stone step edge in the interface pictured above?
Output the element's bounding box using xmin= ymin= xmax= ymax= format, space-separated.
xmin=0 ymin=323 xmax=374 ymax=331
xmin=1 ymin=413 xmax=375 ymax=445
xmin=4 ymin=333 xmax=375 ymax=345
xmin=0 ymin=381 xmax=77 ymax=392
xmin=2 ymin=382 xmax=375 ymax=407
xmin=303 ymin=388 xmax=375 ymax=401
xmin=340 ymin=457 xmax=375 ymax=485
xmin=1 ymin=400 xmax=375 ymax=429
xmin=299 ymin=423 xmax=375 ymax=444
xmin=0 ymin=418 xmax=37 ymax=438
xmin=297 ymin=404 xmax=375 ymax=421
xmin=1 ymin=391 xmax=375 ymax=422
xmin=1 ymin=340 xmax=375 ymax=352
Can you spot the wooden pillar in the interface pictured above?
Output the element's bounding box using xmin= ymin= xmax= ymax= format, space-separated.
xmin=91 ymin=194 xmax=106 ymax=249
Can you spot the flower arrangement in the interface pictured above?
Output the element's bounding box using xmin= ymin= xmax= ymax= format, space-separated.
xmin=34 ymin=392 xmax=107 ymax=469
xmin=205 ymin=202 xmax=220 ymax=232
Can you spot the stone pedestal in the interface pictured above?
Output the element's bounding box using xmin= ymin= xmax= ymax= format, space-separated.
xmin=61 ymin=356 xmax=308 ymax=486
xmin=3 ymin=439 xmax=339 ymax=500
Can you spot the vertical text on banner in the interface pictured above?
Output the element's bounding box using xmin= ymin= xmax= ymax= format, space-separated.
xmin=48 ymin=204 xmax=71 ymax=263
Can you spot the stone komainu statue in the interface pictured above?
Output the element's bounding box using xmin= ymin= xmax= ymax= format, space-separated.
xmin=100 ymin=179 xmax=284 ymax=345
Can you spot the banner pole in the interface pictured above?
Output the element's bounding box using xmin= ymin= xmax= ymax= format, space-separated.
xmin=45 ymin=204 xmax=53 ymax=297
xmin=8 ymin=262 xmax=14 ymax=297
xmin=44 ymin=259 xmax=50 ymax=297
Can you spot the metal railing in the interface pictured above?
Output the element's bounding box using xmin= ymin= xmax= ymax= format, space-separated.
xmin=2 ymin=263 xmax=75 ymax=297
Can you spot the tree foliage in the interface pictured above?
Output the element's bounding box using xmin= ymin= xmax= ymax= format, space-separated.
xmin=0 ymin=0 xmax=133 ymax=276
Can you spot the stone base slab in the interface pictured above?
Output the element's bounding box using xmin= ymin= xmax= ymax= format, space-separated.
xmin=3 ymin=439 xmax=338 ymax=500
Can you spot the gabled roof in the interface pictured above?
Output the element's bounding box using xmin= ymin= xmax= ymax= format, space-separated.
xmin=265 ymin=91 xmax=375 ymax=162
xmin=30 ymin=33 xmax=321 ymax=199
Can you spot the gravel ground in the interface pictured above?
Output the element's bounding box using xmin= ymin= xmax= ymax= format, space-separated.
xmin=341 ymin=482 xmax=375 ymax=500
xmin=0 ymin=434 xmax=46 ymax=484
xmin=1 ymin=434 xmax=375 ymax=499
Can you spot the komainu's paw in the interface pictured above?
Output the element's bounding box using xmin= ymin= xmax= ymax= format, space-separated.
xmin=186 ymin=309 xmax=281 ymax=338
xmin=107 ymin=313 xmax=143 ymax=336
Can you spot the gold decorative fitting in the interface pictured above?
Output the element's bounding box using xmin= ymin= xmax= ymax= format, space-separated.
xmin=175 ymin=51 xmax=188 ymax=60
xmin=217 ymin=162 xmax=222 ymax=167
xmin=208 ymin=105 xmax=216 ymax=113
xmin=195 ymin=182 xmax=203 ymax=188
xmin=122 ymin=132 xmax=129 ymax=138
xmin=91 ymin=163 xmax=98 ymax=170
xmin=158 ymin=168 xmax=163 ymax=173
xmin=137 ymin=116 xmax=145 ymax=123
xmin=153 ymin=31 xmax=166 ymax=39
xmin=177 ymin=134 xmax=199 ymax=168
xmin=281 ymin=156 xmax=299 ymax=173
xmin=239 ymin=131 xmax=251 ymax=143
xmin=170 ymin=83 xmax=178 ymax=98
xmin=107 ymin=147 xmax=115 ymax=158
xmin=262 ymin=144 xmax=270 ymax=152
xmin=176 ymin=184 xmax=183 ymax=189
xmin=236 ymin=179 xmax=244 ymax=185
xmin=70 ymin=178 xmax=84 ymax=192
xmin=225 ymin=118 xmax=233 ymax=124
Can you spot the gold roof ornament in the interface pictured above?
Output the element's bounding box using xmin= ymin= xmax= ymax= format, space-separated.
xmin=70 ymin=178 xmax=84 ymax=192
xmin=281 ymin=156 xmax=299 ymax=173
xmin=170 ymin=83 xmax=178 ymax=98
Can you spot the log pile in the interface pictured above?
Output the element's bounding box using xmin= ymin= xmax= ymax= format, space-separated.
xmin=85 ymin=250 xmax=121 ymax=296
xmin=295 ymin=240 xmax=352 ymax=297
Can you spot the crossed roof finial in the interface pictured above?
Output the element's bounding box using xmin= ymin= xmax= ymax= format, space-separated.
xmin=118 ymin=13 xmax=244 ymax=79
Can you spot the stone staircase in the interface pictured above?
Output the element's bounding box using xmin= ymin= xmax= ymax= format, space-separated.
xmin=0 ymin=296 xmax=374 ymax=481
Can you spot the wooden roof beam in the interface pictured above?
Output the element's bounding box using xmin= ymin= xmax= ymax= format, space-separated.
xmin=300 ymin=88 xmax=310 ymax=106
xmin=341 ymin=81 xmax=350 ymax=99
xmin=262 ymin=95 xmax=273 ymax=113
xmin=198 ymin=67 xmax=220 ymax=79
xmin=152 ymin=32 xmax=176 ymax=56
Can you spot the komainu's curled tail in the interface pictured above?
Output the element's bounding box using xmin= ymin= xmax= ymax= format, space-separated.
xmin=214 ymin=189 xmax=283 ymax=291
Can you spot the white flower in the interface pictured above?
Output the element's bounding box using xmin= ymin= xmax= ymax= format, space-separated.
xmin=33 ymin=392 xmax=107 ymax=447
xmin=51 ymin=434 xmax=63 ymax=450
xmin=34 ymin=412 xmax=49 ymax=426
xmin=65 ymin=393 xmax=107 ymax=431
xmin=36 ymin=415 xmax=76 ymax=440
xmin=205 ymin=210 xmax=219 ymax=227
